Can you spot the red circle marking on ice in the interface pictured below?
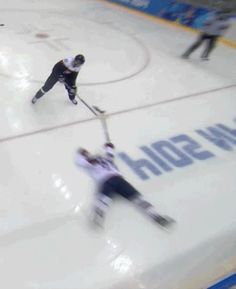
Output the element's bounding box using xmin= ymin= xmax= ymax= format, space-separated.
xmin=35 ymin=33 xmax=49 ymax=39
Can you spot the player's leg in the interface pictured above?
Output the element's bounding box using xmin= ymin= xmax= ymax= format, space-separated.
xmin=64 ymin=73 xmax=78 ymax=105
xmin=201 ymin=35 xmax=219 ymax=60
xmin=113 ymin=176 xmax=174 ymax=227
xmin=92 ymin=182 xmax=114 ymax=227
xmin=32 ymin=73 xmax=58 ymax=104
xmin=64 ymin=83 xmax=78 ymax=105
xmin=132 ymin=196 xmax=174 ymax=227
xmin=111 ymin=176 xmax=141 ymax=200
xmin=182 ymin=33 xmax=206 ymax=58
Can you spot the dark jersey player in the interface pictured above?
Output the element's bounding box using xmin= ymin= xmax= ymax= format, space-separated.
xmin=32 ymin=54 xmax=85 ymax=105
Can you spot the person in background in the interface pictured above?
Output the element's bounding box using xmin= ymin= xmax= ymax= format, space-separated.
xmin=181 ymin=10 xmax=231 ymax=60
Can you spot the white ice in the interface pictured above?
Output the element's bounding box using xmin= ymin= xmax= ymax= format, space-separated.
xmin=0 ymin=0 xmax=236 ymax=289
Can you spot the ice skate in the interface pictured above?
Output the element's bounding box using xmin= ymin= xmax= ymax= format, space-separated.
xmin=31 ymin=96 xmax=38 ymax=104
xmin=71 ymin=98 xmax=78 ymax=105
xmin=153 ymin=214 xmax=175 ymax=228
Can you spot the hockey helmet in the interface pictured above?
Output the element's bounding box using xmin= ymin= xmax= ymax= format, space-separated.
xmin=75 ymin=54 xmax=85 ymax=64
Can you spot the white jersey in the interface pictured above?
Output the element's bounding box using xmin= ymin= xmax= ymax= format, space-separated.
xmin=63 ymin=57 xmax=82 ymax=73
xmin=203 ymin=14 xmax=231 ymax=36
xmin=75 ymin=146 xmax=121 ymax=185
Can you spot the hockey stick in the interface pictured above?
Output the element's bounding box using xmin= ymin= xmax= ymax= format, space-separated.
xmin=63 ymin=82 xmax=98 ymax=116
xmin=76 ymin=94 xmax=98 ymax=116
xmin=93 ymin=106 xmax=111 ymax=142
xmin=63 ymin=83 xmax=110 ymax=141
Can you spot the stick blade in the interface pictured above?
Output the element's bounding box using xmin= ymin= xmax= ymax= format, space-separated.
xmin=93 ymin=106 xmax=106 ymax=114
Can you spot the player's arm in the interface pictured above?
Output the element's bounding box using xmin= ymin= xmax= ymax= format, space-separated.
xmin=67 ymin=72 xmax=78 ymax=86
xmin=220 ymin=20 xmax=231 ymax=31
xmin=104 ymin=143 xmax=115 ymax=161
xmin=65 ymin=72 xmax=78 ymax=97
xmin=203 ymin=14 xmax=215 ymax=27
xmin=75 ymin=148 xmax=98 ymax=168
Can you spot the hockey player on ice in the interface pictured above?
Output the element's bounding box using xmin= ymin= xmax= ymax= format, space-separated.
xmin=75 ymin=142 xmax=175 ymax=228
xmin=32 ymin=54 xmax=85 ymax=105
xmin=181 ymin=10 xmax=231 ymax=60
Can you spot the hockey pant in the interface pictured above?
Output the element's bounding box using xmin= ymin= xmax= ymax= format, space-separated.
xmin=93 ymin=176 xmax=160 ymax=221
xmin=34 ymin=74 xmax=77 ymax=100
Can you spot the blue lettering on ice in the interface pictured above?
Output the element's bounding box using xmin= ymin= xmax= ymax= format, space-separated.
xmin=170 ymin=134 xmax=215 ymax=160
xmin=152 ymin=140 xmax=194 ymax=168
xmin=118 ymin=121 xmax=236 ymax=180
xmin=118 ymin=134 xmax=215 ymax=180
xmin=141 ymin=146 xmax=173 ymax=172
xmin=118 ymin=151 xmax=162 ymax=180
xmin=196 ymin=124 xmax=236 ymax=151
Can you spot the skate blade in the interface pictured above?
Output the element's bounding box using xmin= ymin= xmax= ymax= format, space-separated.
xmin=156 ymin=216 xmax=176 ymax=231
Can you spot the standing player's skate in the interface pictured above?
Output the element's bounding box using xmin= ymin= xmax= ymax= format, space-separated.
xmin=153 ymin=214 xmax=175 ymax=228
xmin=70 ymin=98 xmax=78 ymax=105
xmin=31 ymin=96 xmax=38 ymax=104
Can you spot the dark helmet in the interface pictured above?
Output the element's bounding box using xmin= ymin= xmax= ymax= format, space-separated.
xmin=75 ymin=54 xmax=85 ymax=64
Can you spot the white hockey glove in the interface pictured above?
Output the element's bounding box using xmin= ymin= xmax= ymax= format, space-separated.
xmin=78 ymin=148 xmax=89 ymax=157
xmin=104 ymin=143 xmax=115 ymax=159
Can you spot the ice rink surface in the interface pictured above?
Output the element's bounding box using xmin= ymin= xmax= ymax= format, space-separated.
xmin=0 ymin=0 xmax=236 ymax=288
